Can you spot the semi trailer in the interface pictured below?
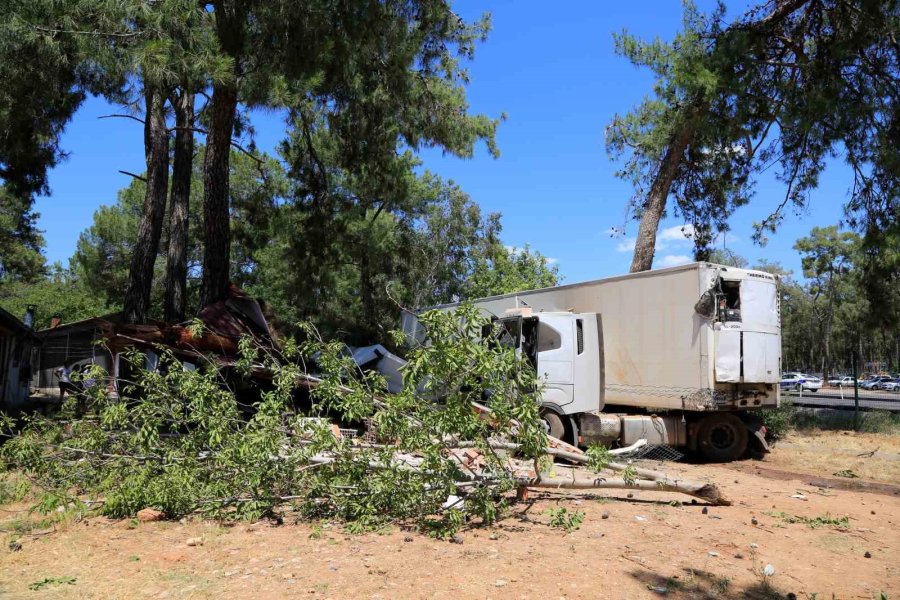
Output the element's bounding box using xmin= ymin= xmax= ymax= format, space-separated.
xmin=403 ymin=262 xmax=781 ymax=461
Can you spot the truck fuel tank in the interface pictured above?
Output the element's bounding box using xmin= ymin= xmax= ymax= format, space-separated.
xmin=580 ymin=413 xmax=687 ymax=447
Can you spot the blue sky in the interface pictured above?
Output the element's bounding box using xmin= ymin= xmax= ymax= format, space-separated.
xmin=37 ymin=0 xmax=853 ymax=285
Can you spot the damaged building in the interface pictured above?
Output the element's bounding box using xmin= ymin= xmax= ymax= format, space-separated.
xmin=31 ymin=285 xmax=276 ymax=400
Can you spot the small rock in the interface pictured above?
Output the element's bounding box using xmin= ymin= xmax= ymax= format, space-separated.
xmin=450 ymin=534 xmax=464 ymax=544
xmin=488 ymin=533 xmax=499 ymax=540
xmin=495 ymin=579 xmax=507 ymax=587
xmin=787 ymin=594 xmax=797 ymax=600
xmin=701 ymin=507 xmax=709 ymax=515
xmin=137 ymin=508 xmax=165 ymax=522
xmin=634 ymin=516 xmax=647 ymax=522
xmin=283 ymin=573 xmax=294 ymax=580
xmin=627 ymin=493 xmax=634 ymax=498
xmin=8 ymin=540 xmax=22 ymax=552
xmin=691 ymin=499 xmax=697 ymax=505
xmin=403 ymin=535 xmax=413 ymax=543
xmin=870 ymin=510 xmax=875 ymax=515
xmin=864 ymin=551 xmax=872 ymax=558
xmin=708 ymin=551 xmax=719 ymax=557
xmin=734 ymin=553 xmax=744 ymax=559
xmin=186 ymin=537 xmax=204 ymax=547
xmin=751 ymin=517 xmax=758 ymax=525
xmin=762 ymin=564 xmax=775 ymax=577
xmin=601 ymin=511 xmax=610 ymax=519
xmin=750 ymin=543 xmax=759 ymax=549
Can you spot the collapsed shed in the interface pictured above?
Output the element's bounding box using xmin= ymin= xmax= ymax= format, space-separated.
xmin=32 ymin=285 xmax=275 ymax=398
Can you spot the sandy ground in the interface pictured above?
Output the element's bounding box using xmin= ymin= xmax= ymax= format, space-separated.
xmin=2 ymin=437 xmax=899 ymax=599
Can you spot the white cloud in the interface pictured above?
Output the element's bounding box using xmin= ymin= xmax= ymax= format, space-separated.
xmin=658 ymin=224 xmax=695 ymax=243
xmin=714 ymin=231 xmax=740 ymax=245
xmin=615 ymin=238 xmax=636 ymax=253
xmin=614 ymin=225 xmax=692 ymax=253
xmin=545 ymin=257 xmax=559 ymax=265
xmin=657 ymin=254 xmax=693 ymax=268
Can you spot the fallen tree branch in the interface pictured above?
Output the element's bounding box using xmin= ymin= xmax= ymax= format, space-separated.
xmin=517 ymin=476 xmax=730 ymax=506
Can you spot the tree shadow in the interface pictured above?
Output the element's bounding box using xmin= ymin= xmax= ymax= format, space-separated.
xmin=628 ymin=566 xmax=788 ymax=599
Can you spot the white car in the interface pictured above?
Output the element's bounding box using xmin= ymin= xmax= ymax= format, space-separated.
xmin=827 ymin=376 xmax=856 ymax=387
xmin=861 ymin=376 xmax=892 ymax=390
xmin=882 ymin=380 xmax=900 ymax=392
xmin=781 ymin=372 xmax=820 ymax=392
xmin=797 ymin=373 xmax=822 ymax=391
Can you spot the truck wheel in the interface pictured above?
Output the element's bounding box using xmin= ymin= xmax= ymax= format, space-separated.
xmin=697 ymin=413 xmax=748 ymax=462
xmin=541 ymin=410 xmax=566 ymax=441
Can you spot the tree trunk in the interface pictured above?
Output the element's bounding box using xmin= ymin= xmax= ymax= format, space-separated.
xmin=629 ymin=124 xmax=695 ymax=272
xmin=199 ymin=82 xmax=237 ymax=308
xmin=164 ymin=90 xmax=194 ymax=322
xmin=123 ymin=88 xmax=169 ymax=324
xmin=199 ymin=2 xmax=243 ymax=308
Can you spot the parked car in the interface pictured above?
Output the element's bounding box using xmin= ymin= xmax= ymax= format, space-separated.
xmin=882 ymin=379 xmax=900 ymax=392
xmin=780 ymin=372 xmax=820 ymax=392
xmin=861 ymin=376 xmax=892 ymax=390
xmin=827 ymin=376 xmax=856 ymax=387
xmin=798 ymin=374 xmax=822 ymax=391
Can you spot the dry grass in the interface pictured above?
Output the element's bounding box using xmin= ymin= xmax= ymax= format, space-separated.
xmin=765 ymin=429 xmax=900 ymax=483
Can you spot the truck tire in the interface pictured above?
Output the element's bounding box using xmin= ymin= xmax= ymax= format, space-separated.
xmin=541 ymin=410 xmax=566 ymax=441
xmin=697 ymin=413 xmax=748 ymax=462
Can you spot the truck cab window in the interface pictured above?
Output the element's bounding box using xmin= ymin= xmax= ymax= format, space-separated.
xmin=537 ymin=322 xmax=562 ymax=352
xmin=496 ymin=318 xmax=521 ymax=349
xmin=718 ymin=280 xmax=742 ymax=322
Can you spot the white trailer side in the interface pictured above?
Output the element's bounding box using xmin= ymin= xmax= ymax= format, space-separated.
xmin=409 ymin=262 xmax=780 ymax=413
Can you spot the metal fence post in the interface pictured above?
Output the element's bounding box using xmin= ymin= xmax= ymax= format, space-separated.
xmin=852 ymin=351 xmax=860 ymax=431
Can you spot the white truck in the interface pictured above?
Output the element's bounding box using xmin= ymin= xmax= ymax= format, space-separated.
xmin=403 ymin=262 xmax=781 ymax=461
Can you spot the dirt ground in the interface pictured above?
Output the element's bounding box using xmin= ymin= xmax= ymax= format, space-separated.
xmin=764 ymin=430 xmax=900 ymax=484
xmin=2 ymin=434 xmax=899 ymax=599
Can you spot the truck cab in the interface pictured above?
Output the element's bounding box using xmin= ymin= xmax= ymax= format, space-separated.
xmin=490 ymin=310 xmax=603 ymax=438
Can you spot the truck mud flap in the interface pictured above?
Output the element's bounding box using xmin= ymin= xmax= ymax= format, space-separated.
xmin=748 ymin=427 xmax=771 ymax=454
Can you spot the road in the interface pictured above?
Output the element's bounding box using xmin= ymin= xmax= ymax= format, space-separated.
xmin=783 ymin=387 xmax=900 ymax=411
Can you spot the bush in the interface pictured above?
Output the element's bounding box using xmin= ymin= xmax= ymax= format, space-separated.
xmin=758 ymin=400 xmax=796 ymax=440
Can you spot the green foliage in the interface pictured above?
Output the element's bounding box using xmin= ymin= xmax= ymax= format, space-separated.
xmin=0 ymin=263 xmax=107 ymax=328
xmin=620 ymin=465 xmax=638 ymax=486
xmin=0 ymin=186 xmax=45 ymax=282
xmin=608 ymin=0 xmax=898 ymax=285
xmin=28 ymin=577 xmax=77 ymax=591
xmin=764 ymin=511 xmax=849 ymax=529
xmin=468 ymin=244 xmax=559 ymax=299
xmin=545 ymin=506 xmax=585 ymax=532
xmin=0 ymin=306 xmax=546 ymax=537
xmin=586 ymin=443 xmax=613 ymax=472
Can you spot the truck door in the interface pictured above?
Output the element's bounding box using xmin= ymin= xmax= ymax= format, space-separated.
xmin=713 ymin=277 xmax=780 ymax=383
xmin=533 ymin=314 xmax=576 ymax=410
xmin=740 ymin=279 xmax=780 ymax=383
